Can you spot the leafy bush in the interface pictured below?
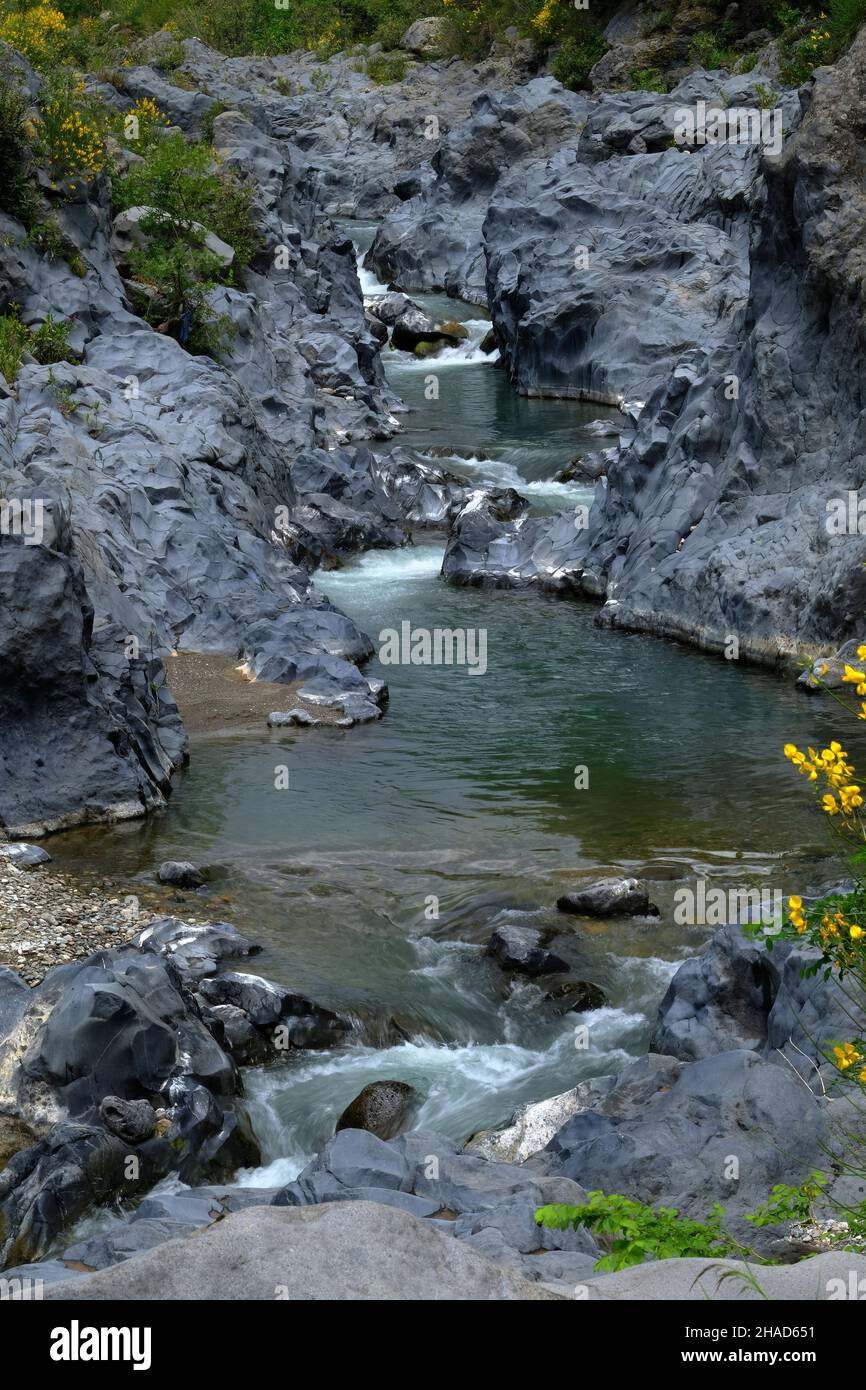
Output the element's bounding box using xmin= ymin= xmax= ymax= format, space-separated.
xmin=127 ymin=231 xmax=237 ymax=356
xmin=115 ymin=95 xmax=172 ymax=149
xmin=552 ymin=30 xmax=607 ymax=90
xmin=114 ymin=134 xmax=260 ymax=269
xmin=827 ymin=0 xmax=866 ymax=47
xmin=629 ymin=66 xmax=669 ymax=92
xmin=747 ymin=1172 xmax=827 ymax=1229
xmin=0 ymin=314 xmax=31 ymax=383
xmin=0 ymin=1 xmax=68 ymax=68
xmin=199 ymin=100 xmax=229 ymax=145
xmin=37 ymin=71 xmax=105 ymax=180
xmin=689 ymin=30 xmax=737 ymax=70
xmin=113 ymin=135 xmax=257 ymax=356
xmin=781 ymin=0 xmax=866 ymax=83
xmin=536 ymin=1192 xmax=742 ymax=1272
xmin=366 ymin=51 xmax=409 ymax=83
xmin=0 ymin=82 xmax=36 ymax=224
xmin=774 ymin=2 xmax=804 ymax=29
xmin=0 ymin=310 xmax=76 ymax=383
xmin=28 ymin=313 xmax=76 ymax=365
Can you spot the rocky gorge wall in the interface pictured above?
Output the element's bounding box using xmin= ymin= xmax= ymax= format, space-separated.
xmin=2 ymin=16 xmax=864 ymax=835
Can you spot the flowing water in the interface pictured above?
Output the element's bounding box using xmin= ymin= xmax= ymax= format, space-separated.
xmin=50 ymin=223 xmax=859 ymax=1187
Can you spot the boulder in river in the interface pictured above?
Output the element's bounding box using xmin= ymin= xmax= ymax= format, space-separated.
xmin=556 ymin=876 xmax=659 ymax=918
xmin=391 ymin=307 xmax=465 ymax=352
xmin=335 ymin=1080 xmax=419 ymax=1140
xmin=486 ymin=923 xmax=567 ymax=977
xmin=196 ymin=971 xmax=351 ymax=1049
xmin=157 ymin=860 xmax=205 ymax=890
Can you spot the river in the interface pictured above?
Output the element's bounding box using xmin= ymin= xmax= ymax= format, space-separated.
xmin=50 ymin=223 xmax=854 ymax=1187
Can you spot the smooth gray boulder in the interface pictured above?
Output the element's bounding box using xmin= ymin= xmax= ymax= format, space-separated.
xmin=43 ymin=1202 xmax=565 ymax=1300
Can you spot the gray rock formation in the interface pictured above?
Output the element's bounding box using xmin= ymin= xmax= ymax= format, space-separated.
xmin=540 ymin=1049 xmax=827 ymax=1233
xmin=651 ymin=920 xmax=866 ymax=1077
xmin=42 ymin=1202 xmax=566 ymax=1300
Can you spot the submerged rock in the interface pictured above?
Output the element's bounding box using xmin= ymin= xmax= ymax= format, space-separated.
xmin=335 ymin=1081 xmax=419 ymax=1140
xmin=267 ymin=709 xmax=320 ymax=727
xmin=545 ymin=980 xmax=607 ymax=1014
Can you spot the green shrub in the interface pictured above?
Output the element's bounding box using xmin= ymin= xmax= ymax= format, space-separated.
xmin=746 ymin=1172 xmax=827 ymax=1229
xmin=827 ymin=0 xmax=866 ymax=48
xmin=199 ymin=100 xmax=229 ymax=144
xmin=536 ymin=1192 xmax=742 ymax=1272
xmin=28 ymin=313 xmax=76 ymax=366
xmin=0 ymin=314 xmax=31 ymax=383
xmin=552 ymin=31 xmax=607 ymax=90
xmin=113 ymin=134 xmax=258 ymax=357
xmin=114 ymin=133 xmax=260 ymax=269
xmin=689 ymin=30 xmax=737 ymax=70
xmin=629 ymin=65 xmax=669 ymax=92
xmin=774 ymin=3 xmax=803 ymax=30
xmin=36 ymin=70 xmax=106 ymax=181
xmin=366 ymin=51 xmax=409 ymax=83
xmin=0 ymin=310 xmax=76 ymax=383
xmin=127 ymin=231 xmax=237 ymax=356
xmin=754 ymin=82 xmax=779 ymax=108
xmin=0 ymin=83 xmax=37 ymax=225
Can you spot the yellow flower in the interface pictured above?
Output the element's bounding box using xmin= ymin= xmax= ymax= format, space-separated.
xmin=834 ymin=1043 xmax=862 ymax=1070
xmin=851 ymin=925 xmax=865 ymax=940
xmin=822 ymin=793 xmax=839 ymax=815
